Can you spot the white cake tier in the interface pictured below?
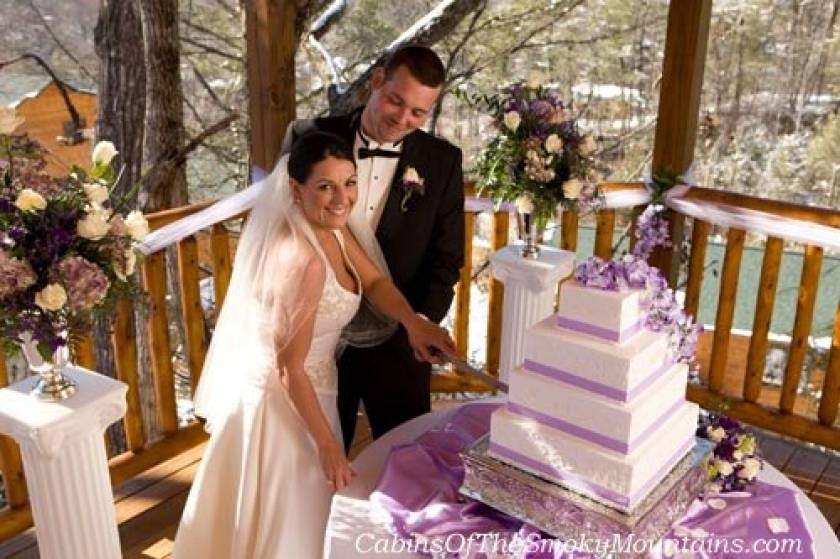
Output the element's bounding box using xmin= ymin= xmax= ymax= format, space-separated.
xmin=508 ymin=362 xmax=689 ymax=454
xmin=523 ymin=316 xmax=671 ymax=403
xmin=488 ymin=402 xmax=699 ymax=512
xmin=556 ymin=281 xmax=644 ymax=343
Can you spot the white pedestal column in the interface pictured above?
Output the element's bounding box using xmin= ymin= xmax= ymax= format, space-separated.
xmin=490 ymin=243 xmax=575 ymax=383
xmin=0 ymin=368 xmax=128 ymax=559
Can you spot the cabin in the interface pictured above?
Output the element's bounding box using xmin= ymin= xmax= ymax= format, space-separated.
xmin=0 ymin=73 xmax=97 ymax=176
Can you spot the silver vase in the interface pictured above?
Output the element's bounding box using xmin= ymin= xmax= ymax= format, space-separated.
xmin=22 ymin=343 xmax=76 ymax=402
xmin=520 ymin=212 xmax=540 ymax=259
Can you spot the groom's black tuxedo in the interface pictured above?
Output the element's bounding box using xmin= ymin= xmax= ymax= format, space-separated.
xmin=287 ymin=110 xmax=465 ymax=450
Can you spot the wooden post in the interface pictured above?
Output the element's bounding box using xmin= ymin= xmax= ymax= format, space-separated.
xmin=649 ymin=0 xmax=712 ymax=285
xmin=454 ymin=184 xmax=476 ymax=362
xmin=485 ymin=212 xmax=509 ymax=378
xmin=708 ymin=228 xmax=745 ymax=393
xmin=245 ymin=0 xmax=298 ymax=172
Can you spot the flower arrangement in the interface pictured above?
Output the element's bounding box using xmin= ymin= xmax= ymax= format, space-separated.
xmin=0 ymin=121 xmax=148 ymax=362
xmin=697 ymin=412 xmax=762 ymax=492
xmin=470 ymin=82 xmax=603 ymax=226
xmin=574 ymin=204 xmax=700 ymax=367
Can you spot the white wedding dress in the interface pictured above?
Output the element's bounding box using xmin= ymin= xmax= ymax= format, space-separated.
xmin=173 ymin=231 xmax=361 ymax=559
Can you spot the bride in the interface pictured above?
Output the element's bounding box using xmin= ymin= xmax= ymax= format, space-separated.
xmin=173 ymin=131 xmax=455 ymax=558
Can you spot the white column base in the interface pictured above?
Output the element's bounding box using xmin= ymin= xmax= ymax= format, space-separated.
xmin=490 ymin=243 xmax=575 ymax=383
xmin=0 ymin=368 xmax=128 ymax=559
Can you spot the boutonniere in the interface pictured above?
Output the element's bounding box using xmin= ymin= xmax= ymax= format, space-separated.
xmin=398 ymin=167 xmax=425 ymax=212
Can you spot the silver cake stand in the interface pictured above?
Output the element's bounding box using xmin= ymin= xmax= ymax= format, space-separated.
xmin=460 ymin=436 xmax=714 ymax=556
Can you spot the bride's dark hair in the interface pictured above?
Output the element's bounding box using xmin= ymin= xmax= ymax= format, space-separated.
xmin=288 ymin=131 xmax=355 ymax=183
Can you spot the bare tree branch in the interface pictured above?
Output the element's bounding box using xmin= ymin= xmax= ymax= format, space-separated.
xmin=183 ymin=96 xmax=242 ymax=167
xmin=25 ymin=0 xmax=96 ymax=83
xmin=310 ymin=0 xmax=347 ymax=40
xmin=171 ymin=113 xmax=239 ymax=167
xmin=208 ymin=0 xmax=239 ymax=19
xmin=331 ymin=0 xmax=485 ymax=115
xmin=190 ymin=63 xmax=235 ymax=113
xmin=523 ymin=15 xmax=668 ymax=49
xmin=181 ymin=37 xmax=243 ymax=62
xmin=430 ymin=2 xmax=487 ymax=132
xmin=180 ymin=17 xmax=241 ymax=51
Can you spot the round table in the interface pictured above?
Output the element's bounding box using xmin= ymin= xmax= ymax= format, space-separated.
xmin=324 ymin=402 xmax=840 ymax=558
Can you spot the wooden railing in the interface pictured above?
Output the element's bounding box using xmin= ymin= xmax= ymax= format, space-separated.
xmin=0 ymin=182 xmax=837 ymax=542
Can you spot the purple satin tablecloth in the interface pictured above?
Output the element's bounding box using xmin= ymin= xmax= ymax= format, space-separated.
xmin=368 ymin=403 xmax=815 ymax=558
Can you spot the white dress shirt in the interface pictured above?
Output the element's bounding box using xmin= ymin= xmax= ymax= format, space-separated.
xmin=353 ymin=128 xmax=402 ymax=230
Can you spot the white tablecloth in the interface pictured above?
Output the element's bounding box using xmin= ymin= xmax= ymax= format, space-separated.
xmin=324 ymin=402 xmax=840 ymax=558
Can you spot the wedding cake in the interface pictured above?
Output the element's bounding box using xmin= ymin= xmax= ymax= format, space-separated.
xmin=487 ymin=279 xmax=698 ymax=513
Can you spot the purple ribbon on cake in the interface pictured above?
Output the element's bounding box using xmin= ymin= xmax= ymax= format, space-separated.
xmin=369 ymin=402 xmax=815 ymax=558
xmin=522 ymin=358 xmax=674 ymax=402
xmin=555 ymin=315 xmax=644 ymax=343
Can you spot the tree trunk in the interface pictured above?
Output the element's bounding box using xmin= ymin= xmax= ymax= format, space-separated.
xmin=94 ymin=0 xmax=148 ymax=451
xmin=95 ymin=0 xmax=146 ymax=205
xmin=138 ymin=0 xmax=188 ymax=212
xmin=137 ymin=0 xmax=190 ymax=441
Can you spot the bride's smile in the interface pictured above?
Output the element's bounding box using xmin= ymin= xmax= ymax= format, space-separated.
xmin=292 ymin=155 xmax=358 ymax=230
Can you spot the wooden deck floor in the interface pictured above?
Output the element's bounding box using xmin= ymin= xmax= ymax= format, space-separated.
xmin=1 ymin=403 xmax=839 ymax=558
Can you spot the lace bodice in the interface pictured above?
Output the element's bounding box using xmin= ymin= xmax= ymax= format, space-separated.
xmin=303 ymin=231 xmax=361 ymax=394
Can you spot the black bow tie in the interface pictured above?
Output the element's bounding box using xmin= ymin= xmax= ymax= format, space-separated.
xmin=358 ymin=146 xmax=401 ymax=159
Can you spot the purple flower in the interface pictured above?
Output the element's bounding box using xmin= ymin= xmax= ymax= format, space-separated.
xmin=633 ymin=205 xmax=671 ymax=260
xmin=56 ymin=256 xmax=110 ymax=311
xmin=0 ymin=250 xmax=36 ymax=297
xmin=529 ymin=99 xmax=553 ymax=120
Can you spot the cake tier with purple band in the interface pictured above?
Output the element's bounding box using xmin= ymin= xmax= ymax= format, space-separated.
xmin=523 ymin=316 xmax=672 ymax=403
xmin=556 ymin=280 xmax=644 ymax=343
xmin=507 ymin=362 xmax=688 ymax=454
xmin=489 ymin=402 xmax=698 ymax=512
xmin=488 ymin=280 xmax=698 ymax=513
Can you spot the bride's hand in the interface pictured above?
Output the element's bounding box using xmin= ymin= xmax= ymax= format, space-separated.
xmin=405 ymin=314 xmax=456 ymax=365
xmin=318 ymin=439 xmax=355 ymax=492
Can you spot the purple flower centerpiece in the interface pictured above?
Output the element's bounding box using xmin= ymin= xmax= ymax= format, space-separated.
xmin=472 ymin=81 xmax=604 ymax=239
xmin=697 ymin=412 xmax=762 ymax=492
xmin=1 ymin=118 xmax=149 ymax=401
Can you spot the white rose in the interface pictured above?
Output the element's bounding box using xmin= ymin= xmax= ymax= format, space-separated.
xmin=91 ymin=141 xmax=118 ymax=166
xmin=515 ymin=195 xmax=534 ymax=214
xmin=0 ymin=107 xmax=24 ymax=135
xmin=403 ymin=167 xmax=422 ymax=184
xmin=125 ymin=210 xmax=150 ymax=241
xmin=562 ymin=179 xmax=583 ymax=200
xmin=527 ymin=70 xmax=545 ymax=89
xmin=83 ymin=183 xmax=110 ymax=205
xmin=14 ymin=188 xmax=47 ymax=212
xmin=715 ymin=459 xmax=734 ymax=477
xmin=707 ymin=425 xmax=726 ymax=443
xmin=35 ymin=283 xmax=67 ymax=312
xmin=544 ymin=134 xmax=563 ymax=154
xmin=503 ymin=111 xmax=521 ymax=132
xmin=77 ymin=208 xmax=112 ymax=240
xmin=581 ymin=135 xmax=597 ymax=154
xmin=737 ymin=458 xmax=761 ymax=480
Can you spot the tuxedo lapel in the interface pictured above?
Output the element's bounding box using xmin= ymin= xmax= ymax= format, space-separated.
xmin=375 ymin=132 xmax=421 ymax=241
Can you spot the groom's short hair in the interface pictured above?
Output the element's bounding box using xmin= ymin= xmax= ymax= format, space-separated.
xmin=383 ymin=45 xmax=445 ymax=88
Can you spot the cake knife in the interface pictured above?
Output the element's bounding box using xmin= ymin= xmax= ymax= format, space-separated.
xmin=436 ymin=352 xmax=509 ymax=393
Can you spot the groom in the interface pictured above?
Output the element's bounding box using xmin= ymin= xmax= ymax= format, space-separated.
xmin=284 ymin=45 xmax=464 ymax=451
